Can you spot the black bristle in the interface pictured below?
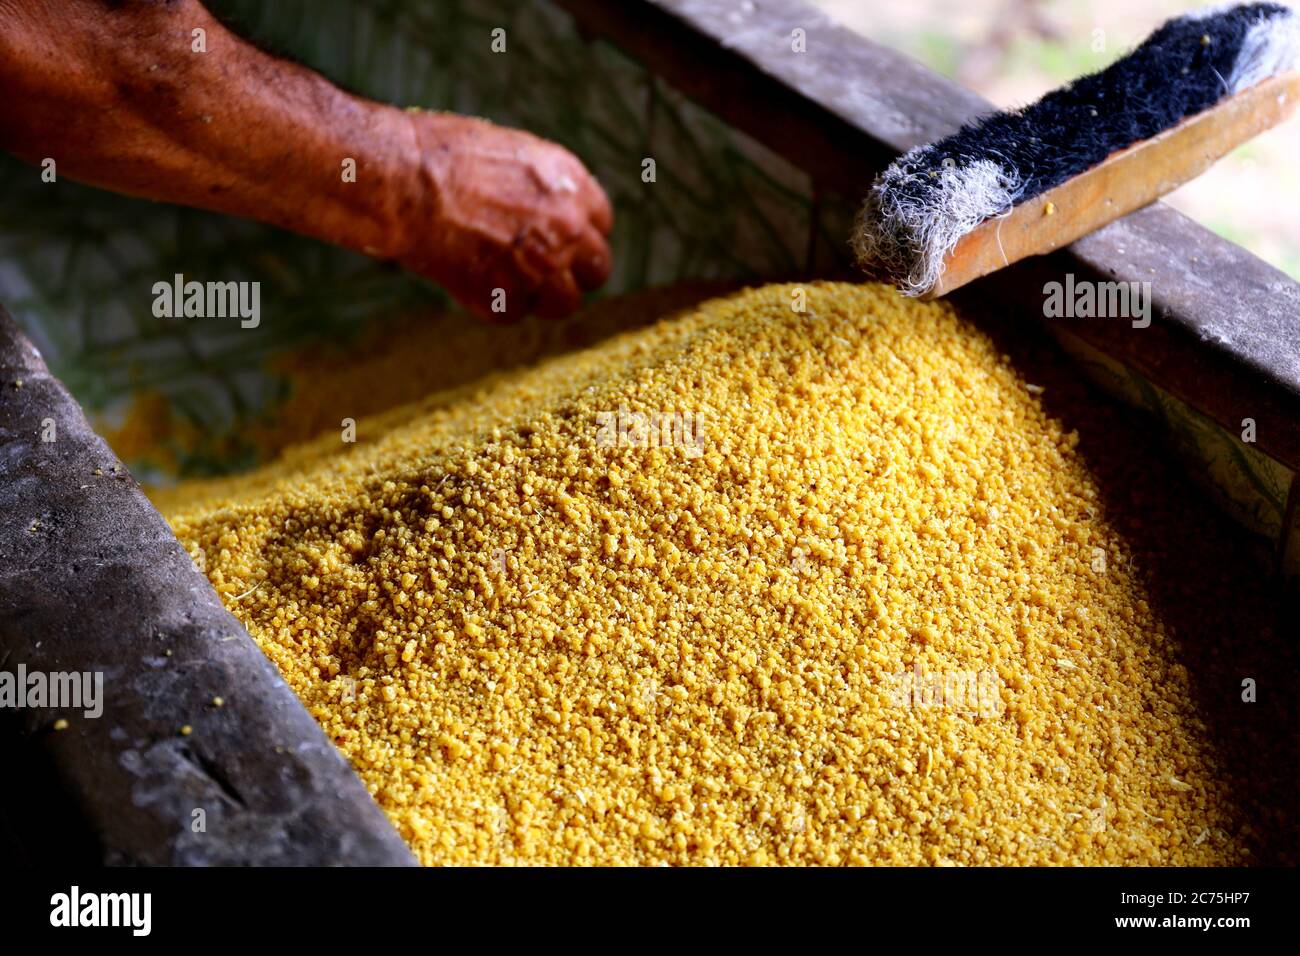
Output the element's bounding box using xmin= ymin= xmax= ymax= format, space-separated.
xmin=901 ymin=2 xmax=1289 ymax=201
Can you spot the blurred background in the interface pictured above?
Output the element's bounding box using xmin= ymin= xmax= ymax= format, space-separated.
xmin=813 ymin=0 xmax=1300 ymax=279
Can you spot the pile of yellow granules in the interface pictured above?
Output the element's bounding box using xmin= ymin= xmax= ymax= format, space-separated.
xmin=160 ymin=282 xmax=1295 ymax=865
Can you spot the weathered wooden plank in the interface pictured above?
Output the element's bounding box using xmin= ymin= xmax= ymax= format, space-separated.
xmin=0 ymin=307 xmax=415 ymax=865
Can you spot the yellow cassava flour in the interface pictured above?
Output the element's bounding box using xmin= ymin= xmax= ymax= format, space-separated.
xmin=161 ymin=282 xmax=1292 ymax=866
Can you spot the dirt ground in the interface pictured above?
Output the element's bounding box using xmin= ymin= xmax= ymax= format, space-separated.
xmin=812 ymin=0 xmax=1299 ymax=279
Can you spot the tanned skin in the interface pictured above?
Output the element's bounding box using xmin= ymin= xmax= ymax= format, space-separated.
xmin=0 ymin=0 xmax=613 ymax=321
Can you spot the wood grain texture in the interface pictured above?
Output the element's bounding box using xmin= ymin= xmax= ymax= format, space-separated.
xmin=0 ymin=307 xmax=416 ymax=866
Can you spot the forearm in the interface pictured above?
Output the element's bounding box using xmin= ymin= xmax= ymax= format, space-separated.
xmin=0 ymin=0 xmax=422 ymax=260
xmin=0 ymin=0 xmax=612 ymax=321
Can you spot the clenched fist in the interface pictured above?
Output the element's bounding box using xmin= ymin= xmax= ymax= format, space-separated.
xmin=399 ymin=113 xmax=613 ymax=322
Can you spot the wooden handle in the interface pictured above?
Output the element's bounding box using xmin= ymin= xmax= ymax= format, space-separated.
xmin=924 ymin=71 xmax=1300 ymax=299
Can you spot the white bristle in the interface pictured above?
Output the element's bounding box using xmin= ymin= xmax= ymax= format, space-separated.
xmin=1227 ymin=5 xmax=1300 ymax=92
xmin=852 ymin=148 xmax=1023 ymax=297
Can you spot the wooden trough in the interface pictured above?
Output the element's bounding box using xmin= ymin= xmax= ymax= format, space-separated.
xmin=1 ymin=0 xmax=1297 ymax=865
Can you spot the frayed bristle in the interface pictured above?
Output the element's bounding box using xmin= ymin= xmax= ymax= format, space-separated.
xmin=854 ymin=2 xmax=1300 ymax=296
xmin=1228 ymin=4 xmax=1300 ymax=89
xmin=852 ymin=152 xmax=1023 ymax=296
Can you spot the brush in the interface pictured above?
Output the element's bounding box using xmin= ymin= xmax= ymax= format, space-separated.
xmin=852 ymin=2 xmax=1300 ymax=299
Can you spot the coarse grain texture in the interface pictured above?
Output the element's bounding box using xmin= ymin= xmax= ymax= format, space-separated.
xmin=162 ymin=282 xmax=1295 ymax=866
xmin=106 ymin=282 xmax=738 ymax=476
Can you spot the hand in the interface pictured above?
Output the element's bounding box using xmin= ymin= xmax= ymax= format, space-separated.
xmin=398 ymin=112 xmax=613 ymax=322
